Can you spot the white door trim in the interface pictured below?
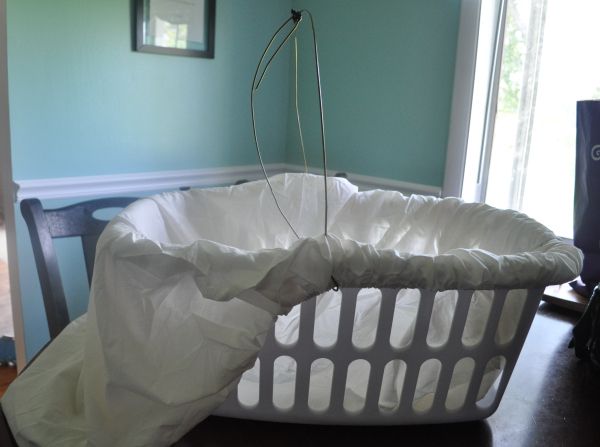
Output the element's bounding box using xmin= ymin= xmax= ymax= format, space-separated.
xmin=0 ymin=0 xmax=26 ymax=370
xmin=442 ymin=0 xmax=482 ymax=198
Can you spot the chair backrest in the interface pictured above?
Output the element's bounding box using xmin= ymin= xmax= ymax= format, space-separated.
xmin=20 ymin=197 xmax=138 ymax=339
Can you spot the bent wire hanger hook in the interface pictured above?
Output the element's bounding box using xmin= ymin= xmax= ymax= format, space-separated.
xmin=251 ymin=9 xmax=331 ymax=240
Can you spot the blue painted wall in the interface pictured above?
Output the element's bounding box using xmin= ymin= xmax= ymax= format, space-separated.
xmin=7 ymin=0 xmax=291 ymax=180
xmin=7 ymin=0 xmax=293 ymax=359
xmin=286 ymin=0 xmax=461 ymax=187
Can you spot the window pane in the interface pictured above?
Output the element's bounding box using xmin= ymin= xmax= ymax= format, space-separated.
xmin=486 ymin=0 xmax=600 ymax=238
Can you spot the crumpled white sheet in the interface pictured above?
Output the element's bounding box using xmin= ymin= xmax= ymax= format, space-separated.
xmin=1 ymin=173 xmax=582 ymax=446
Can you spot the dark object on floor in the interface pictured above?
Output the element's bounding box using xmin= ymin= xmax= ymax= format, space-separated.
xmin=0 ymin=336 xmax=15 ymax=364
xmin=570 ymin=284 xmax=600 ymax=371
xmin=0 ymin=409 xmax=17 ymax=446
xmin=573 ymin=100 xmax=600 ymax=297
xmin=569 ymin=277 xmax=596 ymax=299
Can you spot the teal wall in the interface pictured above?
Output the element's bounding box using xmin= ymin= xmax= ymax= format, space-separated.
xmin=7 ymin=0 xmax=293 ymax=359
xmin=286 ymin=0 xmax=461 ymax=187
xmin=7 ymin=0 xmax=291 ymax=180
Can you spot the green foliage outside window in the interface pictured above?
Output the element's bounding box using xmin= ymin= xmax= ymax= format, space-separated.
xmin=498 ymin=10 xmax=526 ymax=114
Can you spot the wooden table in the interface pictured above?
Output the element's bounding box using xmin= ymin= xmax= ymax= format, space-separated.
xmin=2 ymin=304 xmax=598 ymax=446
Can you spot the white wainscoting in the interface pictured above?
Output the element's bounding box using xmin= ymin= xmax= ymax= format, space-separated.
xmin=14 ymin=164 xmax=441 ymax=202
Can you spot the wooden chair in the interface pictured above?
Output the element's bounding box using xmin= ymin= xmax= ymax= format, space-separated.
xmin=20 ymin=197 xmax=138 ymax=340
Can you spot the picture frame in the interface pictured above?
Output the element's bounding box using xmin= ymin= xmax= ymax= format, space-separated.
xmin=135 ymin=0 xmax=215 ymax=58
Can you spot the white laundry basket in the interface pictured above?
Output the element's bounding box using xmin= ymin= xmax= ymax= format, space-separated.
xmin=214 ymin=8 xmax=571 ymax=426
xmin=194 ymin=173 xmax=578 ymax=426
xmin=214 ymin=286 xmax=543 ymax=424
xmin=88 ymin=172 xmax=578 ymax=437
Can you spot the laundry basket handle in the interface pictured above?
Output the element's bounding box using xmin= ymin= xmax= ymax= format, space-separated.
xmin=251 ymin=9 xmax=331 ymax=239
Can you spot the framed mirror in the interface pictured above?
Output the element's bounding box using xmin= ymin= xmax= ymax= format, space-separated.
xmin=136 ymin=0 xmax=215 ymax=58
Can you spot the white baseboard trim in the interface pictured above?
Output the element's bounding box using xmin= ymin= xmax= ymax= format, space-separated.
xmin=285 ymin=164 xmax=442 ymax=196
xmin=14 ymin=164 xmax=441 ymax=201
xmin=351 ymin=172 xmax=441 ymax=195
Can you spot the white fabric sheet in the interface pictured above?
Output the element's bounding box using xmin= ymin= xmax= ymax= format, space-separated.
xmin=1 ymin=174 xmax=582 ymax=446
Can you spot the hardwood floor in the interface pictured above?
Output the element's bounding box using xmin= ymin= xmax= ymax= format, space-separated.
xmin=0 ymin=233 xmax=16 ymax=389
xmin=0 ymin=366 xmax=16 ymax=399
xmin=0 ymin=260 xmax=13 ymax=338
xmin=0 ymin=222 xmax=6 ymax=262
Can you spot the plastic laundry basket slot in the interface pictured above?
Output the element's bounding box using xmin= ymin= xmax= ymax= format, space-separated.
xmin=351 ymin=289 xmax=382 ymax=350
xmin=272 ymin=356 xmax=297 ymax=410
xmin=445 ymin=357 xmax=475 ymax=411
xmin=476 ymin=356 xmax=507 ymax=409
xmin=378 ymin=359 xmax=407 ymax=413
xmin=308 ymin=358 xmax=334 ymax=412
xmin=313 ymin=291 xmax=342 ymax=348
xmin=461 ymin=291 xmax=494 ymax=347
xmin=413 ymin=359 xmax=442 ymax=413
xmin=495 ymin=290 xmax=528 ymax=346
xmin=389 ymin=289 xmax=420 ymax=350
xmin=426 ymin=291 xmax=459 ymax=348
xmin=343 ymin=359 xmax=371 ymax=413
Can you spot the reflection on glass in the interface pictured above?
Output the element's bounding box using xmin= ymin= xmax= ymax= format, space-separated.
xmin=144 ymin=0 xmax=208 ymax=51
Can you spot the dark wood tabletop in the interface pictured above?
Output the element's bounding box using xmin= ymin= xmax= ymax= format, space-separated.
xmin=1 ymin=304 xmax=599 ymax=447
xmin=176 ymin=304 xmax=600 ymax=447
